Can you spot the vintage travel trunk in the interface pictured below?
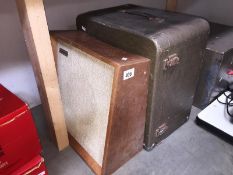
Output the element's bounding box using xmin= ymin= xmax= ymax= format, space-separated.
xmin=51 ymin=31 xmax=150 ymax=175
xmin=76 ymin=4 xmax=209 ymax=150
xmin=194 ymin=23 xmax=233 ymax=109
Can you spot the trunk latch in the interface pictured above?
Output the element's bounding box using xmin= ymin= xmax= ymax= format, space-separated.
xmin=163 ymin=53 xmax=180 ymax=70
xmin=155 ymin=123 xmax=168 ymax=137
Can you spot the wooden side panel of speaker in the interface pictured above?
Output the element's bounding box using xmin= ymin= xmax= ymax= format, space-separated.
xmin=103 ymin=62 xmax=150 ymax=175
xmin=51 ymin=31 xmax=150 ymax=175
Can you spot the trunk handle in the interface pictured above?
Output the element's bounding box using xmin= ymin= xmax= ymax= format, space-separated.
xmin=120 ymin=10 xmax=164 ymax=22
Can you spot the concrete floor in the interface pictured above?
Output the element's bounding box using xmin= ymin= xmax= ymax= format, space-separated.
xmin=31 ymin=106 xmax=233 ymax=175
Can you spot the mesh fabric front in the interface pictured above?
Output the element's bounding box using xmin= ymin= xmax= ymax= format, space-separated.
xmin=57 ymin=41 xmax=114 ymax=166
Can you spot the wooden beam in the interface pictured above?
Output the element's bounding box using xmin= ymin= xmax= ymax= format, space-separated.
xmin=15 ymin=0 xmax=69 ymax=151
xmin=166 ymin=0 xmax=177 ymax=12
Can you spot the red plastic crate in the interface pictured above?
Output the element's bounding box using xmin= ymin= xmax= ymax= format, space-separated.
xmin=12 ymin=155 xmax=48 ymax=175
xmin=0 ymin=85 xmax=42 ymax=175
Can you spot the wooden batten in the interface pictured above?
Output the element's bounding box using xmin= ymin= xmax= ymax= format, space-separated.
xmin=166 ymin=0 xmax=177 ymax=11
xmin=15 ymin=0 xmax=69 ymax=151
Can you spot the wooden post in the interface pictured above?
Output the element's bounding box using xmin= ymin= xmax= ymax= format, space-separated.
xmin=166 ymin=0 xmax=177 ymax=11
xmin=15 ymin=0 xmax=69 ymax=151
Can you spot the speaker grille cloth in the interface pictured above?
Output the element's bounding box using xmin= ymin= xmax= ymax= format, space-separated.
xmin=57 ymin=42 xmax=114 ymax=166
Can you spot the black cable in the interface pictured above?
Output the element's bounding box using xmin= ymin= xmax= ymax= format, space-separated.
xmin=216 ymin=84 xmax=233 ymax=119
xmin=227 ymin=104 xmax=233 ymax=118
xmin=226 ymin=94 xmax=232 ymax=118
xmin=217 ymin=93 xmax=233 ymax=106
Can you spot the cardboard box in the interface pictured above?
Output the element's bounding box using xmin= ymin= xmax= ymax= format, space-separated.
xmin=0 ymin=85 xmax=42 ymax=174
xmin=12 ymin=155 xmax=48 ymax=175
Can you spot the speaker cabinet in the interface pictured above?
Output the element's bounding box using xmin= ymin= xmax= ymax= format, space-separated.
xmin=51 ymin=31 xmax=150 ymax=175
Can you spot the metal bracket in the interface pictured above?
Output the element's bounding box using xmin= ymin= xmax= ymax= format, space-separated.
xmin=155 ymin=123 xmax=168 ymax=137
xmin=163 ymin=53 xmax=180 ymax=70
xmin=143 ymin=143 xmax=156 ymax=152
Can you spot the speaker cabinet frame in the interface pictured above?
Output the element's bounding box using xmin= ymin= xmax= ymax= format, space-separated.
xmin=51 ymin=31 xmax=150 ymax=175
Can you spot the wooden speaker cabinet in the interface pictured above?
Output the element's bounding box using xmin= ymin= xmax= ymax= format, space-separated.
xmin=51 ymin=31 xmax=150 ymax=175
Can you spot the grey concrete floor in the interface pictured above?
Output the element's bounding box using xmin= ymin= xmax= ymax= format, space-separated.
xmin=31 ymin=106 xmax=233 ymax=175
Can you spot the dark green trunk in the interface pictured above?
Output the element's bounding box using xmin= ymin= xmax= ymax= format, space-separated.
xmin=77 ymin=4 xmax=209 ymax=150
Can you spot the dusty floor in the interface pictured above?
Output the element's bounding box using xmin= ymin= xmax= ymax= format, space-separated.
xmin=32 ymin=106 xmax=233 ymax=175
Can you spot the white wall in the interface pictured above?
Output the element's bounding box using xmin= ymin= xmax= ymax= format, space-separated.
xmin=45 ymin=0 xmax=166 ymax=30
xmin=0 ymin=0 xmax=165 ymax=108
xmin=177 ymin=0 xmax=233 ymax=26
xmin=0 ymin=1 xmax=41 ymax=107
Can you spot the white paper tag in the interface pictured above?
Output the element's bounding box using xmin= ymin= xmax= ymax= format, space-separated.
xmin=81 ymin=26 xmax=86 ymax=32
xmin=38 ymin=171 xmax=46 ymax=175
xmin=123 ymin=68 xmax=135 ymax=80
xmin=121 ymin=57 xmax=128 ymax=61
